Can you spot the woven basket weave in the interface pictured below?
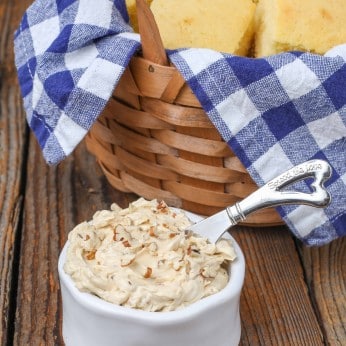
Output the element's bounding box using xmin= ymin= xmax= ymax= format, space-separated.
xmin=85 ymin=0 xmax=282 ymax=225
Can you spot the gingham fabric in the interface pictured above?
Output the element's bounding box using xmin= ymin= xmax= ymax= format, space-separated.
xmin=14 ymin=0 xmax=346 ymax=246
xmin=14 ymin=0 xmax=141 ymax=161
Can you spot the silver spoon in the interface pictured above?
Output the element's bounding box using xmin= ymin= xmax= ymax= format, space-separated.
xmin=188 ymin=159 xmax=332 ymax=243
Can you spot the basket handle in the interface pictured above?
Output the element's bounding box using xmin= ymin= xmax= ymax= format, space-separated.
xmin=136 ymin=0 xmax=169 ymax=66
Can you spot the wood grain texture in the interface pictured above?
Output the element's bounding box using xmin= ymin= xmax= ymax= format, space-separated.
xmin=300 ymin=239 xmax=346 ymax=346
xmin=231 ymin=227 xmax=325 ymax=345
xmin=13 ymin=138 xmax=138 ymax=346
xmin=0 ymin=0 xmax=29 ymax=344
xmin=136 ymin=0 xmax=168 ymax=65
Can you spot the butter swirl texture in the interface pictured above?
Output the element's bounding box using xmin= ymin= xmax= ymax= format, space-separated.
xmin=64 ymin=198 xmax=236 ymax=312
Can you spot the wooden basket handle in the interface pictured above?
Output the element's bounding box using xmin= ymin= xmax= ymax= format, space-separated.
xmin=136 ymin=0 xmax=169 ymax=66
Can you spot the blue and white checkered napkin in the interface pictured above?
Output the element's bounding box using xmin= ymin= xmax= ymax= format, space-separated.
xmin=14 ymin=0 xmax=346 ymax=246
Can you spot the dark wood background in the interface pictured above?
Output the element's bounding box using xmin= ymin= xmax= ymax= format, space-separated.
xmin=1 ymin=1 xmax=345 ymax=345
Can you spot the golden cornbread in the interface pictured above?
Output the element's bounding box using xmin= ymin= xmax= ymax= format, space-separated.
xmin=126 ymin=0 xmax=153 ymax=32
xmin=150 ymin=0 xmax=256 ymax=55
xmin=254 ymin=0 xmax=346 ymax=57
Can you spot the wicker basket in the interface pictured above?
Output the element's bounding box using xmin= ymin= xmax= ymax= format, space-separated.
xmin=85 ymin=0 xmax=282 ymax=226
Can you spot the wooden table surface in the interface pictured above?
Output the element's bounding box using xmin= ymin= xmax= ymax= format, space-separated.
xmin=1 ymin=1 xmax=345 ymax=345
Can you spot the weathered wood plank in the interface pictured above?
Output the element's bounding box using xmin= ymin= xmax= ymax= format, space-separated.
xmin=231 ymin=227 xmax=324 ymax=345
xmin=300 ymin=238 xmax=346 ymax=345
xmin=13 ymin=137 xmax=137 ymax=345
xmin=0 ymin=0 xmax=30 ymax=344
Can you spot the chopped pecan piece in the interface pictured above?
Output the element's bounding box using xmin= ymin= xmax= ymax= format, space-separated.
xmin=157 ymin=200 xmax=168 ymax=213
xmin=149 ymin=226 xmax=157 ymax=237
xmin=122 ymin=240 xmax=131 ymax=247
xmin=84 ymin=250 xmax=96 ymax=260
xmin=144 ymin=267 xmax=152 ymax=278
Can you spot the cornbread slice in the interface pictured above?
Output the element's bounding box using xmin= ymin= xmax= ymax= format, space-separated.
xmin=254 ymin=0 xmax=346 ymax=57
xmin=126 ymin=0 xmax=153 ymax=32
xmin=150 ymin=0 xmax=257 ymax=55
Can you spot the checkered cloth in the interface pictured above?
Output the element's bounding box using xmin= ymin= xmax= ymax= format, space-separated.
xmin=14 ymin=0 xmax=346 ymax=246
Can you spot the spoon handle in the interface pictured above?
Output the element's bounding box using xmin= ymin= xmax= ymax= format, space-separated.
xmin=227 ymin=159 xmax=332 ymax=224
xmin=188 ymin=159 xmax=332 ymax=243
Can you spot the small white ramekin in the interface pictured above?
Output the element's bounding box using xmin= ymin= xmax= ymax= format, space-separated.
xmin=58 ymin=211 xmax=245 ymax=346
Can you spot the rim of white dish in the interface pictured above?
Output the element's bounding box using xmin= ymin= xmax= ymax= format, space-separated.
xmin=58 ymin=209 xmax=245 ymax=325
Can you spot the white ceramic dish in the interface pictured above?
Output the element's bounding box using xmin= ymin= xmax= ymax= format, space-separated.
xmin=58 ymin=210 xmax=245 ymax=346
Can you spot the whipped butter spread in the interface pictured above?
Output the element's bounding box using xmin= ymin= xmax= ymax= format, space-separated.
xmin=64 ymin=198 xmax=236 ymax=312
